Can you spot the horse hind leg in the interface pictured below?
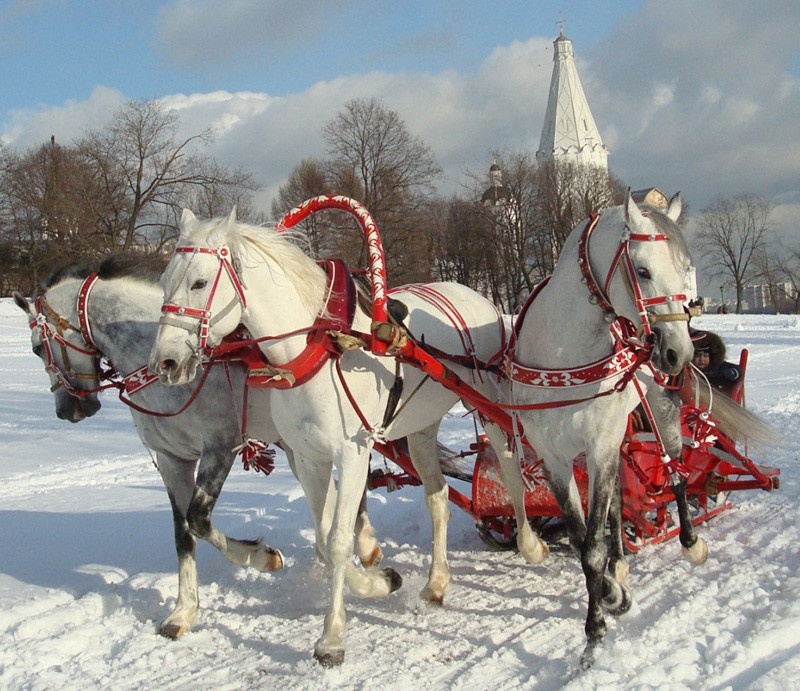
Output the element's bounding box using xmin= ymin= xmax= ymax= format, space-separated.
xmin=484 ymin=422 xmax=547 ymax=564
xmin=407 ymin=423 xmax=451 ymax=605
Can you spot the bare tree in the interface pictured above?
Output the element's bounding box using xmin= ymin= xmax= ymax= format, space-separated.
xmin=321 ymin=98 xmax=442 ymax=283
xmin=694 ymin=194 xmax=775 ymax=313
xmin=0 ymin=137 xmax=104 ymax=292
xmin=271 ymin=157 xmax=333 ymax=257
xmin=436 ymin=152 xmax=620 ymax=312
xmin=78 ymin=99 xmax=259 ymax=253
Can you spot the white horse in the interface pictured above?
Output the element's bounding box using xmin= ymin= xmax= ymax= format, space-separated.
xmin=506 ymin=193 xmax=695 ymax=664
xmin=148 ymin=207 xmax=543 ymax=665
xmin=13 ymin=258 xmax=384 ymax=639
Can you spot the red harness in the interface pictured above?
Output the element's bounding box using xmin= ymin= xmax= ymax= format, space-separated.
xmin=208 ymin=259 xmax=357 ymax=389
xmin=506 ymin=214 xmax=686 ymax=393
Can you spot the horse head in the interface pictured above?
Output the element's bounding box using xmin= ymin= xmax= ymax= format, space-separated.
xmin=600 ymin=191 xmax=694 ymax=375
xmin=150 ymin=207 xmax=247 ymax=385
xmin=14 ymin=286 xmax=103 ymax=422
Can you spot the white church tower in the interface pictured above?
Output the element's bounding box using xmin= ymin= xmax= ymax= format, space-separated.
xmin=536 ymin=25 xmax=608 ymax=169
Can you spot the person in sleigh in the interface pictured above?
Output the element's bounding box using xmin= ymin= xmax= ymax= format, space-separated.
xmin=690 ymin=329 xmax=743 ymax=395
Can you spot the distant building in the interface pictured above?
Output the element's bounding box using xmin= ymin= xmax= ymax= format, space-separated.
xmin=743 ymin=282 xmax=797 ymax=312
xmin=536 ymin=26 xmax=608 ymax=170
xmin=631 ymin=188 xmax=669 ymax=209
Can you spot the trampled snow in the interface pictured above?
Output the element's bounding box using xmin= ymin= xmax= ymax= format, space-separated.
xmin=1 ymin=298 xmax=799 ymax=690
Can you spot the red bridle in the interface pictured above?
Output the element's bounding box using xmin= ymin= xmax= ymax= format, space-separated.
xmin=578 ymin=213 xmax=688 ymax=339
xmin=30 ymin=274 xmax=113 ymax=399
xmin=159 ymin=245 xmax=248 ymax=352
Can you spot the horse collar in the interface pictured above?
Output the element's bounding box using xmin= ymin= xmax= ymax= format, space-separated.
xmin=577 ymin=214 xmax=616 ymax=320
xmin=76 ymin=273 xmax=101 ymax=351
xmin=237 ymin=259 xmax=357 ymax=390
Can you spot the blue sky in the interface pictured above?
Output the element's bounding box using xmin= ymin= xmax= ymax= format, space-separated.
xmin=2 ymin=0 xmax=800 ymax=295
xmin=1 ymin=0 xmax=640 ymax=112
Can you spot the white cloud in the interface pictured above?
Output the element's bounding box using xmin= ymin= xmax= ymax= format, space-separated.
xmin=3 ymin=1 xmax=799 ymax=243
xmin=0 ymin=85 xmax=125 ymax=148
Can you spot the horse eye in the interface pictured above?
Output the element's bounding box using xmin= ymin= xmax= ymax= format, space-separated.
xmin=191 ymin=279 xmax=208 ymax=290
xmin=33 ymin=344 xmax=43 ymax=357
xmin=637 ymin=267 xmax=652 ymax=280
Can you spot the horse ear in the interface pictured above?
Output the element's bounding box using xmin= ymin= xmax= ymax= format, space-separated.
xmin=180 ymin=208 xmax=197 ymax=227
xmin=12 ymin=291 xmax=33 ymax=316
xmin=226 ymin=206 xmax=237 ymax=229
xmin=665 ymin=192 xmax=682 ymax=223
xmin=624 ymin=188 xmax=646 ymax=231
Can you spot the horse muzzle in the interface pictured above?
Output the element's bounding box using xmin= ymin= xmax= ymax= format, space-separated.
xmin=151 ymin=354 xmax=198 ymax=386
xmin=57 ymin=393 xmax=101 ymax=422
xmin=649 ymin=324 xmax=693 ymax=376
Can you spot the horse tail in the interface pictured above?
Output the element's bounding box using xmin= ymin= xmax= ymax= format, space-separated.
xmin=696 ymin=380 xmax=782 ymax=446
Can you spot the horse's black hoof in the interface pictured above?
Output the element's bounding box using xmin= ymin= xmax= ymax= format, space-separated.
xmin=384 ymin=567 xmax=403 ymax=593
xmin=314 ymin=649 xmax=344 ymax=667
xmin=158 ymin=623 xmax=185 ymax=640
xmin=579 ymin=639 xmax=598 ymax=671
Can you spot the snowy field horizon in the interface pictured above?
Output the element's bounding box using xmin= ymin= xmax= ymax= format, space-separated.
xmin=1 ymin=297 xmax=799 ymax=689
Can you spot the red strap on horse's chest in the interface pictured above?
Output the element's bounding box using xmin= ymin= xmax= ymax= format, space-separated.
xmin=244 ymin=259 xmax=356 ymax=389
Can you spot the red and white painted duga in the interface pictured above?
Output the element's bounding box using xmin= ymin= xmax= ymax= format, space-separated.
xmin=149 ymin=195 xmax=525 ymax=666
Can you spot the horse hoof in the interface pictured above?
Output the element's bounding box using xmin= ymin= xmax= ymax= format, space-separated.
xmin=419 ymin=584 xmax=445 ymax=606
xmin=521 ymin=538 xmax=549 ymax=565
xmin=608 ymin=585 xmax=632 ymax=616
xmin=360 ymin=545 xmax=383 ymax=569
xmin=158 ymin=622 xmax=187 ymax=640
xmin=264 ymin=548 xmax=284 ymax=572
xmin=602 ymin=580 xmax=632 ymax=616
xmin=314 ymin=648 xmax=344 ymax=667
xmin=579 ymin=639 xmax=600 ymax=671
xmin=682 ymin=537 xmax=708 ymax=565
xmin=384 ymin=567 xmax=403 ymax=593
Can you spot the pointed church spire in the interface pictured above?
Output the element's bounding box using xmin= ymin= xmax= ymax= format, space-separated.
xmin=536 ymin=26 xmax=608 ymax=169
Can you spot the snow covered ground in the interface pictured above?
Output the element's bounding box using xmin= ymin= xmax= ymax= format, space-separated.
xmin=1 ymin=297 xmax=799 ymax=690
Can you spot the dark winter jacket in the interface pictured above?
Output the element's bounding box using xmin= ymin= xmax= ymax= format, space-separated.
xmin=690 ymin=328 xmax=743 ymax=391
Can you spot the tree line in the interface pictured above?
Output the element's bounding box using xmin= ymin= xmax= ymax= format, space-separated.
xmin=2 ymin=96 xmax=794 ymax=314
xmin=0 ymin=100 xmax=258 ymax=295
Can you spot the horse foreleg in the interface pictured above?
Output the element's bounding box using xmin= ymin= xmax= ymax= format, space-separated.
xmin=187 ymin=485 xmax=283 ymax=572
xmin=606 ymin=469 xmax=629 ymax=590
xmin=315 ymin=449 xmax=397 ymax=666
xmin=160 ymin=488 xmax=199 ymax=639
xmin=355 ymin=488 xmax=383 ymax=568
xmin=484 ymin=422 xmax=548 ymax=564
xmin=672 ymin=475 xmax=708 ymax=564
xmin=290 ymin=452 xmax=335 ymax=567
xmin=580 ymin=456 xmax=621 ymax=661
xmin=408 ymin=423 xmax=451 ymax=604
xmin=647 ymin=385 xmax=708 ymax=564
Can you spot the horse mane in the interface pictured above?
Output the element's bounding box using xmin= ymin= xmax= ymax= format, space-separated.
xmin=45 ymin=263 xmax=97 ymax=288
xmin=45 ymin=255 xmax=165 ymax=291
xmin=210 ymin=218 xmax=328 ymax=316
xmin=98 ymin=255 xmax=166 ymax=284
